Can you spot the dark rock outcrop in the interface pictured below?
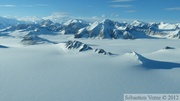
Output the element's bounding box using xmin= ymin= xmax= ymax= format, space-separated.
xmin=65 ymin=40 xmax=93 ymax=52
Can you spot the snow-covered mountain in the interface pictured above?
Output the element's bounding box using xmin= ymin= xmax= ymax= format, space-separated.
xmin=61 ymin=19 xmax=89 ymax=34
xmin=127 ymin=20 xmax=180 ymax=39
xmin=0 ymin=18 xmax=180 ymax=39
xmin=0 ymin=19 xmax=63 ymax=38
xmin=74 ymin=19 xmax=132 ymax=39
xmin=0 ymin=17 xmax=25 ymax=29
xmin=1 ymin=19 xmax=62 ymax=32
xmin=74 ymin=19 xmax=180 ymax=39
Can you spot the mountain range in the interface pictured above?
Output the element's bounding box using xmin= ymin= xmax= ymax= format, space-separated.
xmin=0 ymin=17 xmax=180 ymax=40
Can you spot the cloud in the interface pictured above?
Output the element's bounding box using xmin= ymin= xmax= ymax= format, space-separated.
xmin=35 ymin=4 xmax=49 ymax=7
xmin=21 ymin=4 xmax=49 ymax=7
xmin=125 ymin=10 xmax=137 ymax=12
xmin=110 ymin=5 xmax=132 ymax=8
xmin=102 ymin=14 xmax=106 ymax=18
xmin=21 ymin=5 xmax=34 ymax=7
xmin=43 ymin=12 xmax=103 ymax=23
xmin=68 ymin=16 xmax=104 ymax=22
xmin=110 ymin=0 xmax=134 ymax=2
xmin=42 ymin=12 xmax=72 ymax=22
xmin=0 ymin=4 xmax=48 ymax=8
xmin=109 ymin=0 xmax=135 ymax=9
xmin=45 ymin=12 xmax=70 ymax=18
xmin=2 ymin=15 xmax=42 ymax=23
xmin=2 ymin=13 xmax=138 ymax=23
xmin=0 ymin=5 xmax=16 ymax=7
xmin=165 ymin=7 xmax=180 ymax=11
xmin=16 ymin=16 xmax=42 ymax=22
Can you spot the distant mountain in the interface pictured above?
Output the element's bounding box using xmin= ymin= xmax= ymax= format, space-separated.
xmin=41 ymin=19 xmax=53 ymax=27
xmin=0 ymin=17 xmax=180 ymax=39
xmin=0 ymin=17 xmax=25 ymax=29
xmin=75 ymin=19 xmax=132 ymax=39
xmin=61 ymin=19 xmax=89 ymax=34
xmin=2 ymin=19 xmax=62 ymax=32
xmin=74 ymin=19 xmax=150 ymax=39
xmin=74 ymin=19 xmax=180 ymax=39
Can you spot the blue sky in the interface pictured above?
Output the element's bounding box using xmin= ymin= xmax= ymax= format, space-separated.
xmin=0 ymin=0 xmax=180 ymax=23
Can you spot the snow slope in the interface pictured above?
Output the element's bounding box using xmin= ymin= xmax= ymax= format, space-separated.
xmin=0 ymin=35 xmax=180 ymax=101
xmin=0 ymin=18 xmax=180 ymax=101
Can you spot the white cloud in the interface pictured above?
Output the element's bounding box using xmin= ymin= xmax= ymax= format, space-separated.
xmin=21 ymin=4 xmax=49 ymax=7
xmin=0 ymin=4 xmax=49 ymax=7
xmin=110 ymin=0 xmax=134 ymax=2
xmin=115 ymin=15 xmax=120 ymax=17
xmin=2 ymin=14 xmax=138 ymax=23
xmin=102 ymin=14 xmax=106 ymax=18
xmin=92 ymin=16 xmax=98 ymax=19
xmin=16 ymin=16 xmax=42 ymax=22
xmin=2 ymin=15 xmax=42 ymax=23
xmin=42 ymin=12 xmax=72 ymax=23
xmin=0 ymin=5 xmax=16 ymax=7
xmin=110 ymin=5 xmax=132 ymax=8
xmin=0 ymin=4 xmax=48 ymax=8
xmin=21 ymin=5 xmax=34 ymax=7
xmin=125 ymin=10 xmax=137 ymax=12
xmin=35 ymin=4 xmax=49 ymax=7
xmin=76 ymin=16 xmax=104 ymax=22
xmin=42 ymin=12 xmax=103 ymax=23
xmin=165 ymin=7 xmax=180 ymax=11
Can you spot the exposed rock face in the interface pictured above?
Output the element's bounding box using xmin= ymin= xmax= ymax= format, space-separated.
xmin=65 ymin=40 xmax=116 ymax=55
xmin=74 ymin=19 xmax=129 ymax=39
xmin=21 ymin=34 xmax=55 ymax=45
xmin=163 ymin=46 xmax=175 ymax=50
xmin=94 ymin=48 xmax=114 ymax=55
xmin=0 ymin=45 xmax=8 ymax=48
xmin=123 ymin=31 xmax=135 ymax=39
xmin=65 ymin=40 xmax=93 ymax=52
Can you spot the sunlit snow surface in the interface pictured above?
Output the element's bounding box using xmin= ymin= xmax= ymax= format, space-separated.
xmin=0 ymin=35 xmax=180 ymax=101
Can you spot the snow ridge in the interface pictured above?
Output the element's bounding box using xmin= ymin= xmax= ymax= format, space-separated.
xmin=65 ymin=40 xmax=115 ymax=55
xmin=21 ymin=34 xmax=56 ymax=45
xmin=126 ymin=51 xmax=180 ymax=69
